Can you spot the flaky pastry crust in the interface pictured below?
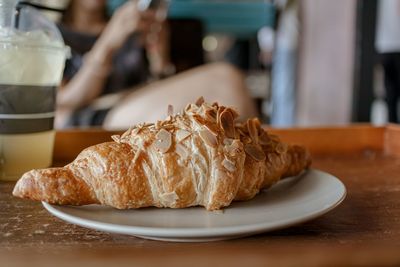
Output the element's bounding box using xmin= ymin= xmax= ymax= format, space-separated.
xmin=13 ymin=99 xmax=311 ymax=210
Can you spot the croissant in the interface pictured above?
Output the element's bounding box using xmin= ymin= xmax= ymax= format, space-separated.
xmin=13 ymin=99 xmax=311 ymax=210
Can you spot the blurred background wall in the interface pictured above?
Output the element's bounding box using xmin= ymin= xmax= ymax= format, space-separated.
xmin=297 ymin=0 xmax=357 ymax=126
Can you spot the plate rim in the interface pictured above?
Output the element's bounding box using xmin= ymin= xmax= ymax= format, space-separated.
xmin=42 ymin=169 xmax=346 ymax=238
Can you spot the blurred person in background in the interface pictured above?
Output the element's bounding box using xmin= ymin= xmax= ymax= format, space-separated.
xmin=376 ymin=0 xmax=400 ymax=123
xmin=56 ymin=0 xmax=256 ymax=129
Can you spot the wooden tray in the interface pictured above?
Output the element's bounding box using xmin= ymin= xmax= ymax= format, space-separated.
xmin=2 ymin=124 xmax=400 ymax=267
xmin=53 ymin=124 xmax=400 ymax=160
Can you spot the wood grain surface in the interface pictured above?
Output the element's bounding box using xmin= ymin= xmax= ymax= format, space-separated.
xmin=1 ymin=125 xmax=400 ymax=267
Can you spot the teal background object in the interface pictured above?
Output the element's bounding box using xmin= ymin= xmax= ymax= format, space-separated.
xmin=106 ymin=0 xmax=275 ymax=38
xmin=168 ymin=0 xmax=275 ymax=38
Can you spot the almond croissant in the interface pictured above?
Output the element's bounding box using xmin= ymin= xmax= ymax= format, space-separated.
xmin=13 ymin=99 xmax=311 ymax=210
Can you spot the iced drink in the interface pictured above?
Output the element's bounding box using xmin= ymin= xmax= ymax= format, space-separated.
xmin=0 ymin=29 xmax=66 ymax=180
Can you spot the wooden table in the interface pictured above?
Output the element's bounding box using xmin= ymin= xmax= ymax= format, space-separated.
xmin=2 ymin=125 xmax=400 ymax=267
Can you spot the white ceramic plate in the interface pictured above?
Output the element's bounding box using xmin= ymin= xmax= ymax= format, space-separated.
xmin=42 ymin=169 xmax=346 ymax=242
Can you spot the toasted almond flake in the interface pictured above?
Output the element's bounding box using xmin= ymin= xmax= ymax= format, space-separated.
xmin=176 ymin=129 xmax=191 ymax=142
xmin=276 ymin=143 xmax=287 ymax=154
xmin=270 ymin=134 xmax=280 ymax=143
xmin=226 ymin=141 xmax=242 ymax=157
xmin=245 ymin=144 xmax=266 ymax=161
xmin=121 ymin=127 xmax=133 ymax=139
xmin=247 ymin=119 xmax=259 ymax=144
xmin=216 ymin=106 xmax=226 ymax=125
xmin=154 ymin=129 xmax=172 ymax=153
xmin=229 ymin=108 xmax=240 ymax=120
xmin=220 ymin=110 xmax=235 ymax=138
xmin=239 ymin=123 xmax=249 ymax=134
xmin=228 ymin=147 xmax=241 ymax=157
xmin=204 ymin=123 xmax=219 ymax=136
xmin=192 ymin=114 xmax=207 ymax=126
xmin=202 ymin=102 xmax=213 ymax=110
xmin=167 ymin=105 xmax=174 ymax=116
xmin=223 ymin=138 xmax=234 ymax=146
xmin=176 ymin=143 xmax=189 ymax=160
xmin=267 ymin=153 xmax=275 ymax=163
xmin=165 ymin=115 xmax=173 ymax=123
xmin=222 ymin=158 xmax=236 ymax=172
xmin=111 ymin=135 xmax=121 ymax=143
xmin=237 ymin=128 xmax=246 ymax=137
xmin=253 ymin=117 xmax=261 ymax=128
xmin=242 ymin=136 xmax=252 ymax=144
xmin=195 ymin=96 xmax=205 ymax=106
xmin=199 ymin=128 xmax=218 ymax=148
xmin=259 ymin=131 xmax=271 ymax=145
xmin=155 ymin=120 xmax=163 ymax=130
xmin=205 ymin=108 xmax=217 ymax=121
xmin=130 ymin=128 xmax=138 ymax=135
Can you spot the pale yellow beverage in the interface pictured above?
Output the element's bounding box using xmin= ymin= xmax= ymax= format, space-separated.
xmin=0 ymin=29 xmax=67 ymax=181
xmin=0 ymin=131 xmax=55 ymax=181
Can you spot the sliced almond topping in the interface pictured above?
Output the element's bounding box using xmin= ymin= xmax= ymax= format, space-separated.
xmin=184 ymin=104 xmax=191 ymax=112
xmin=202 ymin=102 xmax=213 ymax=110
xmin=239 ymin=122 xmax=249 ymax=134
xmin=216 ymin=106 xmax=226 ymax=126
xmin=165 ymin=115 xmax=173 ymax=123
xmin=111 ymin=135 xmax=121 ymax=143
xmin=199 ymin=128 xmax=218 ymax=148
xmin=242 ymin=136 xmax=252 ymax=144
xmin=223 ymin=138 xmax=234 ymax=146
xmin=176 ymin=129 xmax=191 ymax=142
xmin=247 ymin=119 xmax=259 ymax=144
xmin=226 ymin=142 xmax=242 ymax=157
xmin=193 ymin=114 xmax=219 ymax=136
xmin=167 ymin=104 xmax=174 ymax=116
xmin=176 ymin=143 xmax=189 ymax=160
xmin=121 ymin=127 xmax=132 ymax=139
xmin=276 ymin=143 xmax=287 ymax=154
xmin=184 ymin=103 xmax=198 ymax=114
xmin=222 ymin=158 xmax=236 ymax=172
xmin=204 ymin=123 xmax=219 ymax=136
xmin=154 ymin=129 xmax=172 ymax=153
xmin=270 ymin=134 xmax=280 ymax=143
xmin=237 ymin=128 xmax=246 ymax=137
xmin=155 ymin=120 xmax=163 ymax=130
xmin=131 ymin=128 xmax=139 ymax=135
xmin=229 ymin=108 xmax=240 ymax=120
xmin=245 ymin=143 xmax=266 ymax=161
xmin=220 ymin=110 xmax=235 ymax=138
xmin=205 ymin=108 xmax=217 ymax=121
xmin=259 ymin=131 xmax=271 ymax=145
xmin=192 ymin=114 xmax=207 ymax=126
xmin=195 ymin=96 xmax=205 ymax=107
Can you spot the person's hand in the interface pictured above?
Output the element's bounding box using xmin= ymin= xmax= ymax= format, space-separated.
xmin=145 ymin=20 xmax=173 ymax=76
xmin=90 ymin=1 xmax=158 ymax=63
xmin=103 ymin=1 xmax=141 ymax=50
